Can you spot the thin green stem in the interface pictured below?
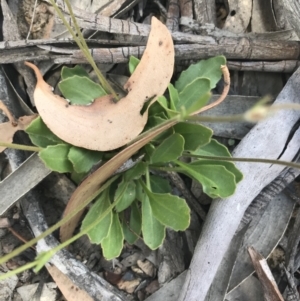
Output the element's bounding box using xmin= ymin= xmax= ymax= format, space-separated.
xmin=145 ymin=165 xmax=151 ymax=191
xmin=35 ymin=191 xmax=122 ymax=272
xmin=0 ymin=142 xmax=41 ymax=152
xmin=49 ymin=0 xmax=118 ymax=100
xmin=186 ymin=114 xmax=245 ymax=123
xmin=0 ymin=175 xmax=119 ymax=267
xmin=184 ymin=154 xmax=300 ymax=170
xmin=0 ymin=261 xmax=38 ymax=280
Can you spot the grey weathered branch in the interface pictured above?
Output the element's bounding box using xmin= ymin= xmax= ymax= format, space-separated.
xmin=0 ymin=36 xmax=299 ymax=65
xmin=179 ymin=66 xmax=300 ymax=301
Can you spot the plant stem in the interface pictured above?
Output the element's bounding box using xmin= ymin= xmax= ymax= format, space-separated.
xmin=0 ymin=175 xmax=119 ymax=267
xmin=0 ymin=261 xmax=38 ymax=280
xmin=0 ymin=142 xmax=41 ymax=152
xmin=186 ymin=114 xmax=245 ymax=123
xmin=48 ymin=0 xmax=119 ymax=100
xmin=184 ymin=154 xmax=300 ymax=170
xmin=145 ymin=165 xmax=152 ymax=191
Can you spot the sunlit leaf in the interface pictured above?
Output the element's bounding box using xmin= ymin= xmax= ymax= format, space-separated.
xmin=175 ymin=56 xmax=226 ymax=92
xmin=61 ymin=65 xmax=90 ymax=80
xmin=59 ymin=76 xmax=107 ymax=105
xmin=129 ymin=56 xmax=140 ymax=74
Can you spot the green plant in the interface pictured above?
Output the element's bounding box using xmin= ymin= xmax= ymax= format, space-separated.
xmin=0 ymin=1 xmax=299 ymax=280
xmin=24 ymin=54 xmax=243 ymax=258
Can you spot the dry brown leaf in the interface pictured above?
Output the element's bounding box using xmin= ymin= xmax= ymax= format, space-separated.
xmin=248 ymin=246 xmax=284 ymax=301
xmin=25 ymin=17 xmax=174 ymax=151
xmin=46 ymin=264 xmax=93 ymax=301
xmin=0 ymin=101 xmax=37 ymax=152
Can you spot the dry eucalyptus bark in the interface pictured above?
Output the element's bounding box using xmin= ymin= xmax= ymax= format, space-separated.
xmin=166 ymin=0 xmax=180 ymax=32
xmin=282 ymin=0 xmax=300 ymax=39
xmin=193 ymin=0 xmax=216 ymax=24
xmin=179 ymin=67 xmax=300 ymax=301
xmin=227 ymin=60 xmax=300 ymax=73
xmin=179 ymin=0 xmax=193 ymax=33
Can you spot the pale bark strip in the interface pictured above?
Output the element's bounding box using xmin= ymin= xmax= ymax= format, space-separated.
xmin=282 ymin=0 xmax=300 ymax=39
xmin=179 ymin=0 xmax=193 ymax=33
xmin=179 ymin=67 xmax=300 ymax=301
xmin=194 ymin=0 xmax=216 ymax=24
xmin=223 ymin=0 xmax=252 ymax=33
xmin=227 ymin=60 xmax=300 ymax=73
xmin=166 ymin=0 xmax=180 ymax=32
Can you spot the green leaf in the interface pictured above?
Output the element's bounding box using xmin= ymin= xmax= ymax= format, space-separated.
xmin=174 ymin=122 xmax=212 ymax=151
xmin=194 ymin=138 xmax=232 ymax=157
xmin=168 ymin=84 xmax=179 ymax=110
xmin=191 ymin=160 xmax=243 ymax=183
xmin=129 ymin=56 xmax=140 ymax=74
xmin=150 ymin=133 xmax=184 ymax=164
xmin=61 ymin=65 xmax=90 ymax=80
xmin=115 ymin=180 xmax=136 ymax=212
xmin=185 ymin=92 xmax=211 ymax=115
xmin=122 ymin=201 xmax=141 ymax=244
xmin=143 ymin=144 xmax=156 ymax=161
xmin=176 ymin=161 xmax=237 ymax=198
xmin=58 ymin=75 xmax=107 ymax=105
xmin=39 ymin=144 xmax=73 ymax=173
xmin=25 ymin=116 xmax=63 ymax=148
xmin=175 ymin=56 xmax=226 ymax=92
xmin=145 ymin=188 xmax=190 ymax=231
xmin=142 ymin=195 xmax=165 ymax=250
xmin=101 ymin=212 xmax=124 ymax=259
xmin=81 ymin=189 xmax=112 ymax=244
xmin=148 ymin=101 xmax=167 ymax=117
xmin=191 ymin=139 xmax=243 ymax=183
xmin=70 ymin=171 xmax=86 ymax=184
xmin=145 ymin=114 xmax=174 ymax=142
xmin=150 ymin=175 xmax=171 ymax=193
xmin=157 ymin=96 xmax=178 ymax=118
xmin=136 ymin=180 xmax=146 ymax=202
xmin=68 ymin=146 xmax=103 ymax=174
xmin=177 ymin=78 xmax=211 ymax=113
xmin=124 ymin=161 xmax=147 ymax=181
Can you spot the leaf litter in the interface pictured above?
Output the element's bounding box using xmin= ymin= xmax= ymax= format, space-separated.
xmin=25 ymin=17 xmax=174 ymax=151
